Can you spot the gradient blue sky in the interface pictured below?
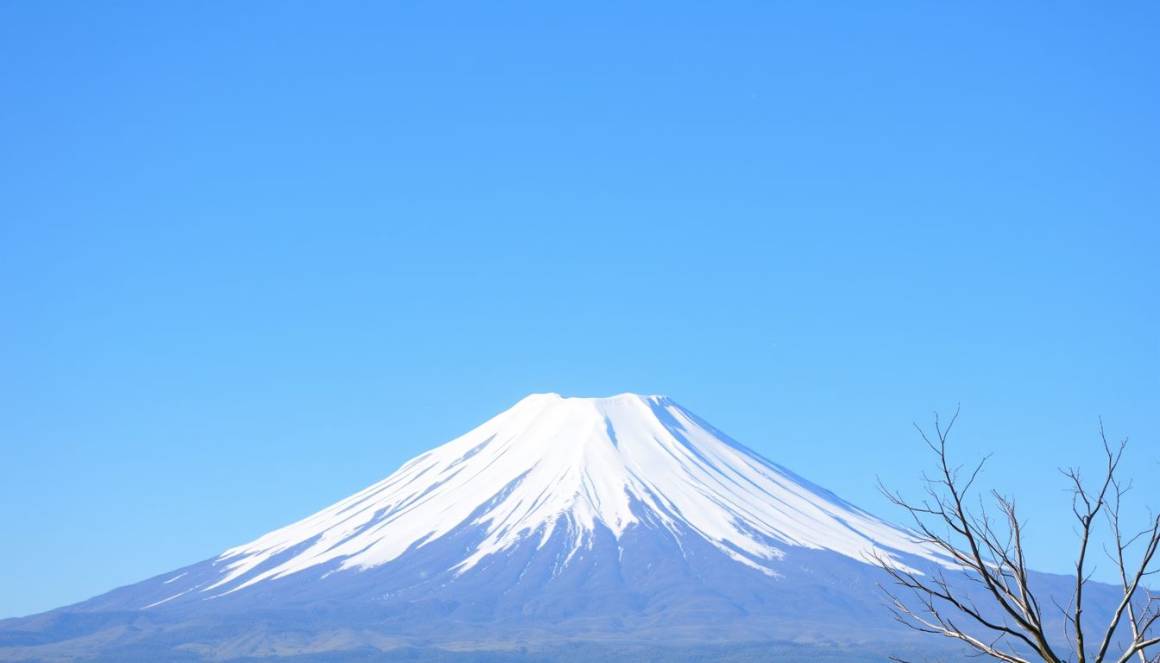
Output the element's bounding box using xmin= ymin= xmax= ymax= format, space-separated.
xmin=1 ymin=2 xmax=1158 ymax=618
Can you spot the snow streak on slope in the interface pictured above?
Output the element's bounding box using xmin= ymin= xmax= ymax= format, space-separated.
xmin=208 ymin=393 xmax=950 ymax=594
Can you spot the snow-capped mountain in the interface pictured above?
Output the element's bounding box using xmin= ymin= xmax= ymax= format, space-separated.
xmin=3 ymin=393 xmax=1096 ymax=662
xmin=199 ymin=392 xmax=949 ymax=599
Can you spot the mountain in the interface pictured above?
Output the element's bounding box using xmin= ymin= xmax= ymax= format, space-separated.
xmin=173 ymin=392 xmax=951 ymax=595
xmin=0 ymin=394 xmax=1121 ymax=662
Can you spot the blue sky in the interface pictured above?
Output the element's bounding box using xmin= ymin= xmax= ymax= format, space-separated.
xmin=1 ymin=2 xmax=1157 ymax=618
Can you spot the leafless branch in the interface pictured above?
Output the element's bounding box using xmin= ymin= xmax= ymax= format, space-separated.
xmin=877 ymin=414 xmax=1158 ymax=663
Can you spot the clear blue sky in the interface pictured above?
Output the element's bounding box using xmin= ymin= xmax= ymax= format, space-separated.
xmin=1 ymin=2 xmax=1157 ymax=619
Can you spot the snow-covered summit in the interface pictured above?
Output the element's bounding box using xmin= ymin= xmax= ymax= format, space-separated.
xmin=203 ymin=392 xmax=949 ymax=595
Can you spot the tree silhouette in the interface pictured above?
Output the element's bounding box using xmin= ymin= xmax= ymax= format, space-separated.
xmin=875 ymin=411 xmax=1158 ymax=663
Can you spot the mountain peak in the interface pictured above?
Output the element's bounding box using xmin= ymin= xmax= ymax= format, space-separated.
xmin=517 ymin=391 xmax=670 ymax=405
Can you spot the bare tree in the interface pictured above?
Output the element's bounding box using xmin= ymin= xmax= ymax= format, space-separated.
xmin=873 ymin=410 xmax=1159 ymax=663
